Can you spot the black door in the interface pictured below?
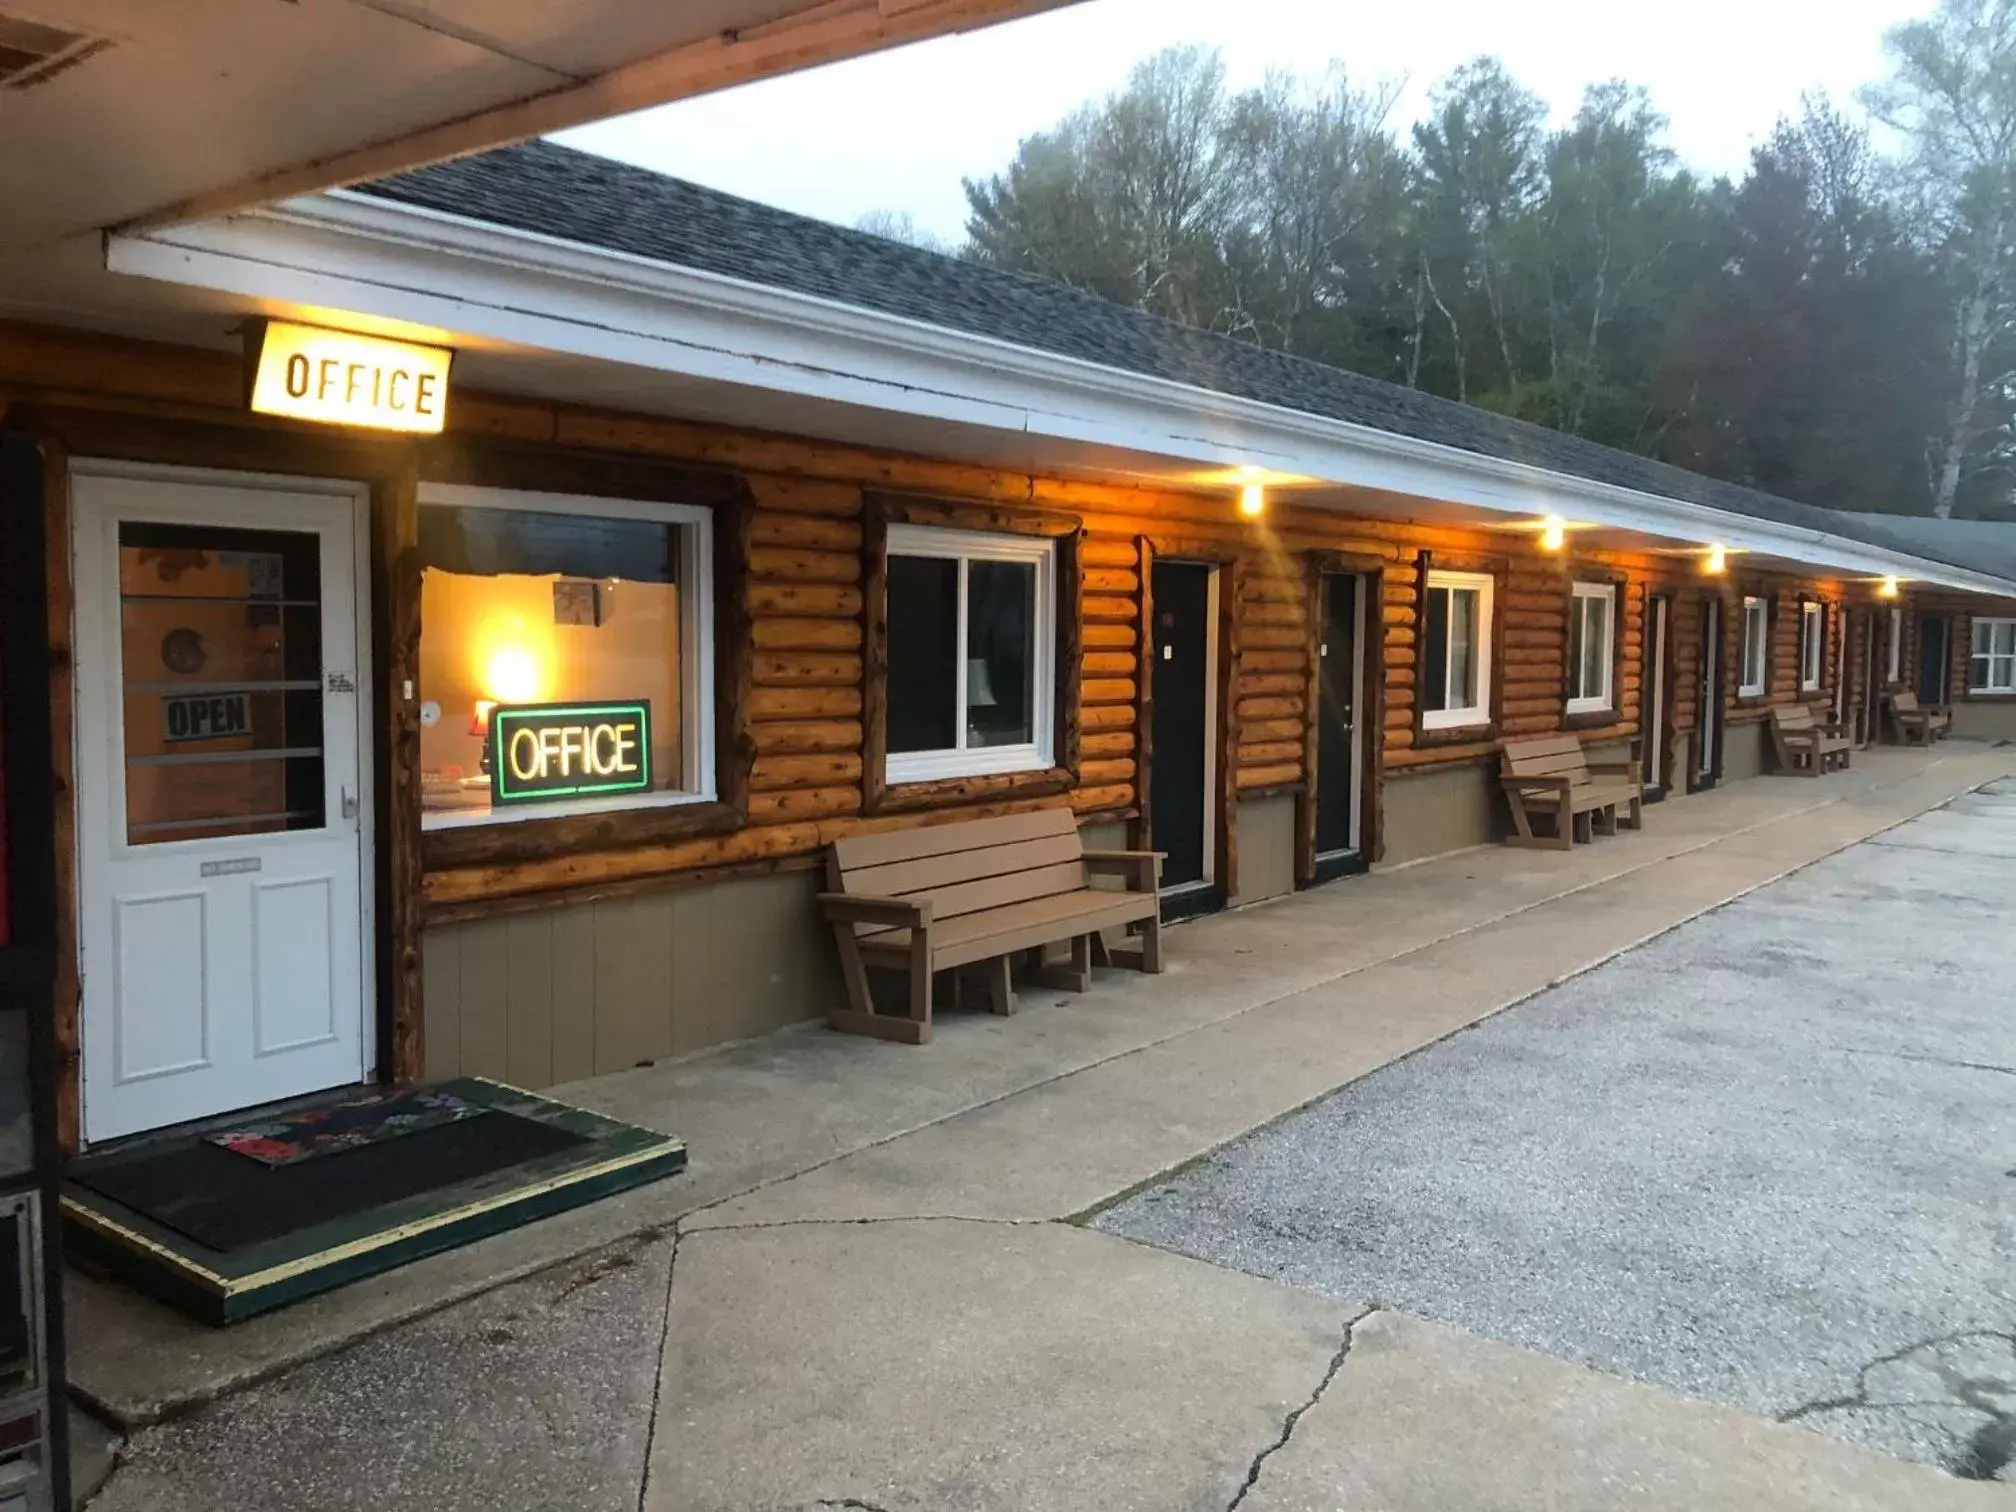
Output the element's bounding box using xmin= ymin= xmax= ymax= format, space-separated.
xmin=1917 ymin=615 xmax=1951 ymax=704
xmin=1695 ymin=595 xmax=1722 ymax=789
xmin=1312 ymin=572 xmax=1363 ymax=879
xmin=1150 ymin=561 xmax=1217 ymax=917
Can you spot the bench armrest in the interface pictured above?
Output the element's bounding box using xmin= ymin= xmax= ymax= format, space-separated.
xmin=1082 ymin=849 xmax=1163 ymax=893
xmin=817 ymin=893 xmax=932 ymax=929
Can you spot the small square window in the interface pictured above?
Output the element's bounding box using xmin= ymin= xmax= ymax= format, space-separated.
xmin=1738 ymin=596 xmax=1769 ymax=698
xmin=1421 ymin=569 xmax=1494 ymax=731
xmin=415 ymin=486 xmax=714 ymax=830
xmin=1799 ymin=601 xmax=1826 ymax=692
xmin=1566 ymin=582 xmax=1616 ymax=715
xmin=1970 ymin=617 xmax=2016 ymax=694
xmin=885 ymin=525 xmax=1056 ymax=783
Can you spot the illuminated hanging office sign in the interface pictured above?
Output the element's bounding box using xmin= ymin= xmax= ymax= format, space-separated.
xmin=490 ymin=702 xmax=652 ymax=806
xmin=246 ymin=319 xmax=452 ymax=434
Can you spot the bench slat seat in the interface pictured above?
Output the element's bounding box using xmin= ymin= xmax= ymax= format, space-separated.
xmin=820 ymin=807 xmax=1162 ymax=1045
xmin=1499 ymin=735 xmax=1643 ymax=850
xmin=1769 ymin=703 xmax=1851 ymax=776
xmin=1886 ymin=689 xmax=1951 ymax=746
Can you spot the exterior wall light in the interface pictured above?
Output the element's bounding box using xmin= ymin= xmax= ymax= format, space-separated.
xmin=1539 ymin=515 xmax=1566 ymax=552
xmin=1878 ymin=575 xmax=1900 ymax=599
xmin=1705 ymin=544 xmax=1727 ymax=575
xmin=1239 ymin=482 xmax=1266 ymax=519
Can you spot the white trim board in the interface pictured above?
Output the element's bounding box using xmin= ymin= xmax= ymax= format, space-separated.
xmin=107 ymin=192 xmax=2016 ymax=597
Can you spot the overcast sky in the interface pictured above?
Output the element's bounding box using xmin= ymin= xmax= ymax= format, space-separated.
xmin=557 ymin=0 xmax=1928 ymax=243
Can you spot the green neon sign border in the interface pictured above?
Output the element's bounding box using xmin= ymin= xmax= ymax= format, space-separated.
xmin=491 ymin=700 xmax=654 ymax=804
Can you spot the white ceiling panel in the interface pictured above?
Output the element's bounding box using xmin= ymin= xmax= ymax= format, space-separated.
xmin=0 ymin=0 xmax=1079 ymax=249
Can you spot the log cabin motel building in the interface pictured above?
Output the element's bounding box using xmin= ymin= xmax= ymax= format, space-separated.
xmin=7 ymin=141 xmax=2016 ymax=1290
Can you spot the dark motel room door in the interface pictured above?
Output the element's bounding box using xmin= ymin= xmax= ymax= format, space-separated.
xmin=1312 ymin=572 xmax=1365 ymax=880
xmin=70 ymin=466 xmax=373 ymax=1144
xmin=1150 ymin=560 xmax=1220 ymax=921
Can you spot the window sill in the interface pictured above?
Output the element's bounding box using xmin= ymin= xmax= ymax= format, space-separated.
xmin=422 ymin=797 xmax=741 ymax=871
xmin=873 ymin=765 xmax=1074 ymax=815
xmin=885 ymin=745 xmax=1052 ymax=786
xmin=1420 ymin=711 xmax=1490 ymax=734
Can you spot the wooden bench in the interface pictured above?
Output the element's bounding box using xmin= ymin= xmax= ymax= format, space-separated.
xmin=1499 ymin=734 xmax=1643 ymax=851
xmin=819 ymin=807 xmax=1163 ymax=1044
xmin=1769 ymin=704 xmax=1851 ymax=776
xmin=1886 ymin=689 xmax=1952 ymax=746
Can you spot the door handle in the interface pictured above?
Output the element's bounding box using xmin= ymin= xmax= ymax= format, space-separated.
xmin=341 ymin=787 xmax=359 ymax=820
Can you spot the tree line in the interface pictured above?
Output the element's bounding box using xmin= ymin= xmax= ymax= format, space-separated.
xmin=869 ymin=1 xmax=2016 ymax=519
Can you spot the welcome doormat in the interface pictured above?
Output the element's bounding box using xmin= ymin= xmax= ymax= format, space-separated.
xmin=63 ymin=1078 xmax=686 ymax=1325
xmin=207 ymin=1086 xmax=488 ymax=1166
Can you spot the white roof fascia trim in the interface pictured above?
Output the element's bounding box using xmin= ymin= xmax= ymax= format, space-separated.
xmin=108 ymin=192 xmax=2014 ymax=596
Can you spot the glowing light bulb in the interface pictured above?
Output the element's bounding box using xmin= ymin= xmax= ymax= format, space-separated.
xmin=1878 ymin=575 xmax=1900 ymax=599
xmin=1705 ymin=544 xmax=1727 ymax=575
xmin=484 ymin=645 xmax=541 ymax=704
xmin=1539 ymin=515 xmax=1566 ymax=552
xmin=1238 ymin=482 xmax=1266 ymax=519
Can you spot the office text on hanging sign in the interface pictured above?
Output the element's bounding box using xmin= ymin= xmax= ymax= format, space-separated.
xmin=490 ymin=702 xmax=653 ymax=806
xmin=247 ymin=319 xmax=452 ymax=434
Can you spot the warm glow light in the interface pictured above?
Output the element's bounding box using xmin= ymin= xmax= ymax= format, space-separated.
xmin=483 ymin=645 xmax=543 ymax=704
xmin=1239 ymin=482 xmax=1266 ymax=518
xmin=247 ymin=319 xmax=452 ymax=434
xmin=1705 ymin=544 xmax=1728 ymax=575
xmin=1539 ymin=515 xmax=1567 ymax=552
xmin=1878 ymin=575 xmax=1901 ymax=599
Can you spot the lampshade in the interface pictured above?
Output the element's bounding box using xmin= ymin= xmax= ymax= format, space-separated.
xmin=966 ymin=658 xmax=998 ymax=708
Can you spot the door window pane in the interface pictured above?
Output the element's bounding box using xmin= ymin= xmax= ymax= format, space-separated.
xmin=887 ymin=555 xmax=959 ymax=754
xmin=966 ymin=559 xmax=1035 ymax=749
xmin=418 ymin=503 xmax=692 ymax=825
xmin=117 ymin=523 xmax=325 ymax=845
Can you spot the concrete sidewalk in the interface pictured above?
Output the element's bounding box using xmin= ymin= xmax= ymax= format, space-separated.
xmin=76 ymin=744 xmax=2016 ymax=1510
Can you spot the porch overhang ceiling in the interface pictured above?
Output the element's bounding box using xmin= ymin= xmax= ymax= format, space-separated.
xmin=3 ymin=0 xmax=1078 ymax=249
xmin=106 ymin=192 xmax=2016 ymax=599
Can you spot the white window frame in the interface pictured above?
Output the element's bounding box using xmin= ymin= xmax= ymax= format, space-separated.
xmin=884 ymin=524 xmax=1057 ymax=784
xmin=1970 ymin=616 xmax=2016 ymax=695
xmin=1799 ymin=600 xmax=1825 ymax=693
xmin=416 ymin=482 xmax=715 ymax=831
xmin=1422 ymin=568 xmax=1495 ymax=732
xmin=1885 ymin=607 xmax=1902 ymax=685
xmin=1738 ymin=596 xmax=1769 ymax=698
xmin=1565 ymin=580 xmax=1617 ymax=716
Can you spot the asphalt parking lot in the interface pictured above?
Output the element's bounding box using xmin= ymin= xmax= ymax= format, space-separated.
xmin=1097 ymin=781 xmax=2016 ymax=1482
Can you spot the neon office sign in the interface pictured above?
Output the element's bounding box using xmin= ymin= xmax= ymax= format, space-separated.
xmin=489 ymin=702 xmax=652 ymax=807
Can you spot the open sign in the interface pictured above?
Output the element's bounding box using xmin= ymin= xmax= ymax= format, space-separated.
xmin=490 ymin=701 xmax=652 ymax=806
xmin=162 ymin=692 xmax=252 ymax=743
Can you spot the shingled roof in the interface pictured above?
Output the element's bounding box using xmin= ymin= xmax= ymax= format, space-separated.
xmin=359 ymin=139 xmax=1995 ymax=584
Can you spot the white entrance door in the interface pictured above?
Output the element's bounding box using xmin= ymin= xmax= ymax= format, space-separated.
xmin=73 ymin=466 xmax=371 ymax=1143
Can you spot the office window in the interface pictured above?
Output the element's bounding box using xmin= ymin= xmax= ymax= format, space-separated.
xmin=1971 ymin=617 xmax=2016 ymax=694
xmin=885 ymin=525 xmax=1056 ymax=782
xmin=1421 ymin=569 xmax=1495 ymax=731
xmin=1738 ymin=596 xmax=1769 ymax=697
xmin=415 ymin=486 xmax=713 ymax=829
xmin=1566 ymin=581 xmax=1616 ymax=715
xmin=1799 ymin=600 xmax=1826 ymax=692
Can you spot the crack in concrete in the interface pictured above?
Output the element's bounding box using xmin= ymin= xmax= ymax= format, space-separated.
xmin=1226 ymin=1310 xmax=1369 ymax=1510
xmin=633 ymin=1229 xmax=685 ymax=1512
xmin=684 ymin=1213 xmax=1039 ymax=1238
xmin=813 ymin=1500 xmax=896 ymax=1511
xmin=1839 ymin=1046 xmax=2016 ymax=1077
xmin=1778 ymin=1328 xmax=2016 ymax=1480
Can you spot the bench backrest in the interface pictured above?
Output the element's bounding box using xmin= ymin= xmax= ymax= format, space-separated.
xmin=1890 ymin=689 xmax=1923 ymax=714
xmin=828 ymin=807 xmax=1089 ymax=934
xmin=1772 ymin=704 xmax=1817 ymax=731
xmin=1500 ymin=734 xmax=1593 ymax=788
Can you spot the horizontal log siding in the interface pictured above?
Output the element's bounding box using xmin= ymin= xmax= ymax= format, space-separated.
xmin=0 ymin=319 xmax=1879 ymax=914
